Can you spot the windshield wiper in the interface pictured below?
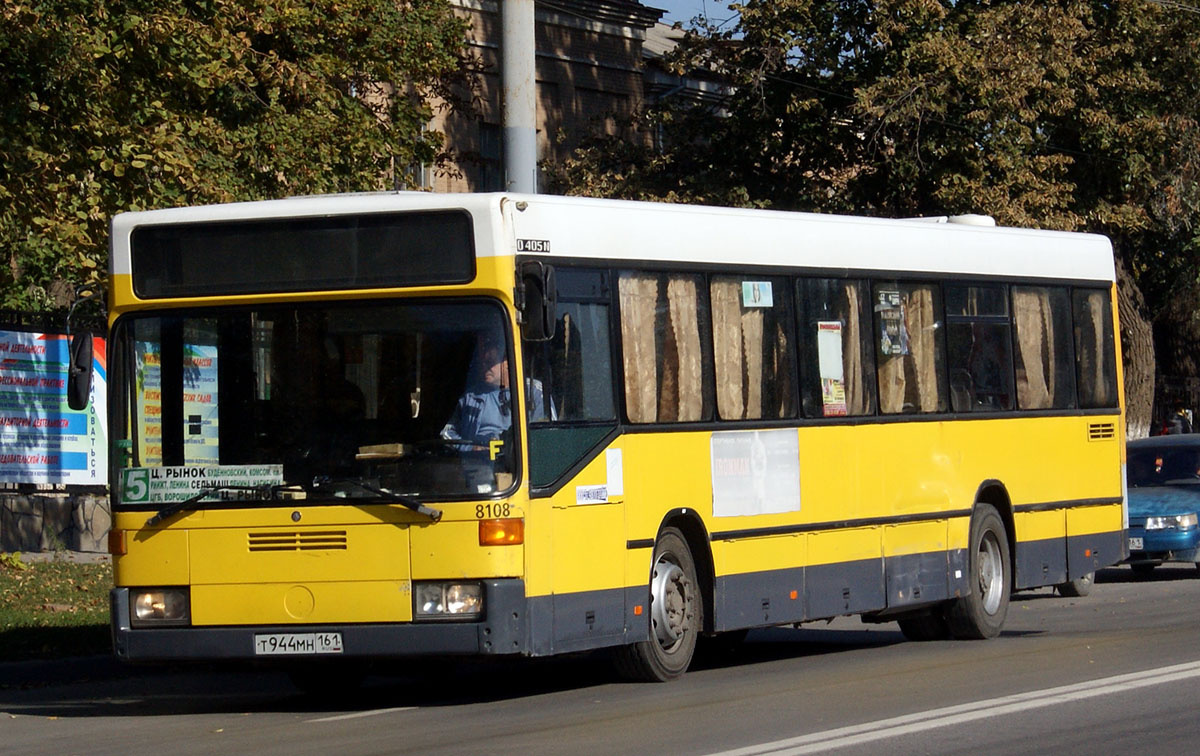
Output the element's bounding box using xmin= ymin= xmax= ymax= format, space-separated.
xmin=145 ymin=484 xmax=275 ymax=527
xmin=312 ymin=476 xmax=442 ymax=522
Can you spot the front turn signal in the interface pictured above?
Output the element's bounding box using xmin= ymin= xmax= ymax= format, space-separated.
xmin=479 ymin=518 xmax=524 ymax=545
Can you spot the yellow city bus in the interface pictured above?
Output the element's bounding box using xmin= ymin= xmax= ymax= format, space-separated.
xmin=95 ymin=193 xmax=1125 ymax=682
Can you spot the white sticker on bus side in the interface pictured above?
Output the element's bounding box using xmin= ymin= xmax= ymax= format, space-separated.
xmin=606 ymin=448 xmax=624 ymax=497
xmin=711 ymin=429 xmax=801 ymax=517
xmin=576 ymin=484 xmax=608 ymax=505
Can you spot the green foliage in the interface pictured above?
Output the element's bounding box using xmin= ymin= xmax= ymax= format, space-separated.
xmin=0 ymin=0 xmax=469 ymax=311
xmin=0 ymin=558 xmax=111 ymax=661
xmin=555 ymin=0 xmax=1200 ymax=314
xmin=0 ymin=552 xmax=29 ymax=571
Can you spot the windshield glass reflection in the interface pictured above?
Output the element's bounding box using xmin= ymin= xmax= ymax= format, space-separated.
xmin=112 ymin=301 xmax=517 ymax=506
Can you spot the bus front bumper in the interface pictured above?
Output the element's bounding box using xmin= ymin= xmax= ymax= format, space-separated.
xmin=110 ymin=579 xmax=527 ymax=662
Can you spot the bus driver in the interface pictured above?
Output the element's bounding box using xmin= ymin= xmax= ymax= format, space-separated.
xmin=441 ymin=334 xmax=552 ymax=447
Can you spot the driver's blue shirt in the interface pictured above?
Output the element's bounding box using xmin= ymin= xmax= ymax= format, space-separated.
xmin=441 ymin=381 xmax=551 ymax=446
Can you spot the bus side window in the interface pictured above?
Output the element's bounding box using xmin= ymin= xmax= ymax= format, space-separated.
xmin=945 ymin=284 xmax=1015 ymax=413
xmin=524 ymin=268 xmax=616 ymax=425
xmin=873 ymin=282 xmax=949 ymax=414
xmin=1012 ymin=286 xmax=1076 ymax=410
xmin=1073 ymin=288 xmax=1119 ymax=409
xmin=618 ymin=271 xmax=714 ymax=424
xmin=524 ymin=268 xmax=619 ymax=490
xmin=797 ymin=278 xmax=876 ymax=418
xmin=710 ymin=275 xmax=797 ymax=420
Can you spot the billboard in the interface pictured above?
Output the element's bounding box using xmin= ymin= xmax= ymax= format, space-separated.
xmin=0 ymin=329 xmax=107 ymax=485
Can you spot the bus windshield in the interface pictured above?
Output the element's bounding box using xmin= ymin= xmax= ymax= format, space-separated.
xmin=110 ymin=300 xmax=518 ymax=507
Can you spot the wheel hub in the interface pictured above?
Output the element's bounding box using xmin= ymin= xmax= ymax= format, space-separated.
xmin=650 ymin=559 xmax=693 ymax=649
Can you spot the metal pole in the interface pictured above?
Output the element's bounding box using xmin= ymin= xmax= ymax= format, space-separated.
xmin=502 ymin=0 xmax=538 ymax=193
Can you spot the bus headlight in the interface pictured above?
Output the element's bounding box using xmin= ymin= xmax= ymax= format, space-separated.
xmin=131 ymin=588 xmax=190 ymax=626
xmin=414 ymin=582 xmax=483 ymax=620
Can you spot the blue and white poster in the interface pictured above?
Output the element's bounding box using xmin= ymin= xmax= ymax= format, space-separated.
xmin=0 ymin=329 xmax=107 ymax=485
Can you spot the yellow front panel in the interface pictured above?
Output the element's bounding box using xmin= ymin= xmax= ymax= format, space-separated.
xmin=410 ymin=518 xmax=524 ymax=579
xmin=116 ymin=524 xmax=190 ymax=586
xmin=189 ymin=524 xmax=409 ymax=585
xmin=191 ymin=580 xmax=411 ymax=625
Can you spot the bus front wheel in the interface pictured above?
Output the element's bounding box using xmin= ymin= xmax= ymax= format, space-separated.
xmin=615 ymin=527 xmax=701 ymax=681
xmin=947 ymin=503 xmax=1010 ymax=639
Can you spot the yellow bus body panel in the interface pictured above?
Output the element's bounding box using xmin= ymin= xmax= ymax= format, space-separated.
xmin=115 ymin=523 xmax=190 ymax=586
xmin=1015 ymin=510 xmax=1067 ymax=542
xmin=1068 ymin=502 xmax=1124 ymax=537
xmin=410 ymin=518 xmax=524 ymax=579
xmin=191 ymin=581 xmax=412 ymax=625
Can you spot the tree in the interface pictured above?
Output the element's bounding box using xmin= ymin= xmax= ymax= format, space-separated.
xmin=0 ymin=0 xmax=470 ymax=311
xmin=552 ymin=0 xmax=1200 ymax=436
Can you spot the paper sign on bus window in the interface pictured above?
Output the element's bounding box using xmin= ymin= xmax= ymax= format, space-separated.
xmin=817 ymin=322 xmax=848 ymax=417
xmin=741 ymin=281 xmax=773 ymax=308
xmin=711 ymin=429 xmax=800 ymax=517
xmin=877 ymin=289 xmax=909 ymax=355
xmin=121 ymin=464 xmax=284 ymax=504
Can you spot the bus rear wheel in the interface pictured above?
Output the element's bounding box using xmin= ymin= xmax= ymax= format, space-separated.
xmin=615 ymin=527 xmax=700 ymax=682
xmin=947 ymin=504 xmax=1010 ymax=639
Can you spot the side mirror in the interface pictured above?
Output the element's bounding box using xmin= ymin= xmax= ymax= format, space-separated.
xmin=519 ymin=261 xmax=557 ymax=342
xmin=67 ymin=332 xmax=93 ymax=411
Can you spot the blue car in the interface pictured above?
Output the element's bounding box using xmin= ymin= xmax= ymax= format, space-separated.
xmin=1126 ymin=435 xmax=1200 ymax=576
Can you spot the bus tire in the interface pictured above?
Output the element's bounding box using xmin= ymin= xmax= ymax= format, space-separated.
xmin=1055 ymin=572 xmax=1094 ymax=597
xmin=947 ymin=504 xmax=1010 ymax=639
xmin=614 ymin=527 xmax=701 ymax=682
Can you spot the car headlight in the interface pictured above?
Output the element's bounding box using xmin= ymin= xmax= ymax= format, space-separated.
xmin=131 ymin=588 xmax=190 ymax=627
xmin=1143 ymin=513 xmax=1199 ymax=530
xmin=414 ymin=582 xmax=483 ymax=620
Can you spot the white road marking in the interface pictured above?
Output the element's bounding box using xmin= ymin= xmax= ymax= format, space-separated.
xmin=707 ymin=660 xmax=1200 ymax=756
xmin=307 ymin=706 xmax=416 ymax=723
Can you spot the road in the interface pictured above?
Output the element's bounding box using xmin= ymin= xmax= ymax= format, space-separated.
xmin=4 ymin=563 xmax=1200 ymax=756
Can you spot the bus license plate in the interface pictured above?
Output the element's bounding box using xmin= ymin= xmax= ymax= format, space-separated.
xmin=1129 ymin=537 xmax=1144 ymax=551
xmin=254 ymin=632 xmax=343 ymax=656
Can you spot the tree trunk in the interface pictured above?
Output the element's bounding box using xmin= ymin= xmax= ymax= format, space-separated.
xmin=1115 ymin=252 xmax=1154 ymax=439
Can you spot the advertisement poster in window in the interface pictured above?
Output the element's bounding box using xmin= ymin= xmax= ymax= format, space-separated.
xmin=878 ymin=289 xmax=908 ymax=355
xmin=817 ymin=321 xmax=848 ymax=416
xmin=0 ymin=329 xmax=107 ymax=485
xmin=182 ymin=341 xmax=219 ymax=465
xmin=135 ymin=333 xmax=220 ymax=466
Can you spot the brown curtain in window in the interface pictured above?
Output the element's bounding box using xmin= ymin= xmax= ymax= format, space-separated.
xmin=907 ymin=286 xmax=941 ymax=412
xmin=741 ymin=306 xmax=764 ymax=420
xmin=841 ymin=283 xmax=869 ymax=415
xmin=619 ymin=273 xmax=659 ymax=423
xmin=1081 ymin=291 xmax=1111 ymax=406
xmin=666 ymin=276 xmax=704 ymax=421
xmin=711 ymin=279 xmax=744 ymax=419
xmin=1013 ymin=288 xmax=1052 ymax=409
xmin=773 ymin=321 xmax=794 ymax=417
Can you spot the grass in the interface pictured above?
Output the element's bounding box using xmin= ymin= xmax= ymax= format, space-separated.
xmin=0 ymin=553 xmax=112 ymax=662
